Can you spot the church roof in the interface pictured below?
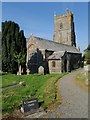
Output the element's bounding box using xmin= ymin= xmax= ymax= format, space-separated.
xmin=27 ymin=36 xmax=81 ymax=54
xmin=48 ymin=51 xmax=65 ymax=60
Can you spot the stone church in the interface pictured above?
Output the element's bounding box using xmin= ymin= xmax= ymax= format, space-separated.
xmin=26 ymin=9 xmax=82 ymax=74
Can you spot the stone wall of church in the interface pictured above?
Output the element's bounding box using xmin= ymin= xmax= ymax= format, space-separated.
xmin=61 ymin=52 xmax=82 ymax=72
xmin=53 ymin=9 xmax=76 ymax=47
xmin=48 ymin=60 xmax=62 ymax=74
xmin=27 ymin=47 xmax=46 ymax=74
xmin=70 ymin=53 xmax=82 ymax=70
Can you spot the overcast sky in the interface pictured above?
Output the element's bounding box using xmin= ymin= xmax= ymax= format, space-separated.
xmin=2 ymin=2 xmax=88 ymax=53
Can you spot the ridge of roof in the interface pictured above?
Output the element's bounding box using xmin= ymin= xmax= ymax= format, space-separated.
xmin=27 ymin=35 xmax=81 ymax=54
xmin=31 ymin=35 xmax=76 ymax=48
xmin=48 ymin=51 xmax=65 ymax=60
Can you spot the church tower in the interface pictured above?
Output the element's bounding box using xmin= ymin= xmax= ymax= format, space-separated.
xmin=53 ymin=8 xmax=76 ymax=47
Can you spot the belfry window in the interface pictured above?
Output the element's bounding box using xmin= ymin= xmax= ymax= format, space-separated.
xmin=52 ymin=61 xmax=56 ymax=67
xmin=60 ymin=23 xmax=63 ymax=29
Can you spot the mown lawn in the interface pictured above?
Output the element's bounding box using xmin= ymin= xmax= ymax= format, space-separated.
xmin=2 ymin=73 xmax=25 ymax=88
xmin=2 ymin=73 xmax=66 ymax=115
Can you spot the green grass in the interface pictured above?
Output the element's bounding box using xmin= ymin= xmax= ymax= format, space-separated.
xmin=74 ymin=72 xmax=87 ymax=82
xmin=75 ymin=71 xmax=90 ymax=82
xmin=2 ymin=73 xmax=25 ymax=88
xmin=74 ymin=71 xmax=89 ymax=91
xmin=2 ymin=73 xmax=66 ymax=114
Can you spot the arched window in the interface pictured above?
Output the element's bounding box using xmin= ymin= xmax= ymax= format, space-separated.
xmin=52 ymin=61 xmax=56 ymax=67
xmin=60 ymin=23 xmax=63 ymax=29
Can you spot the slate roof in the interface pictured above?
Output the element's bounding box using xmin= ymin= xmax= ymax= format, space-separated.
xmin=28 ymin=36 xmax=81 ymax=54
xmin=48 ymin=51 xmax=65 ymax=60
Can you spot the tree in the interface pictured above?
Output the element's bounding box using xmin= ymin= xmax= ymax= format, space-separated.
xmin=14 ymin=52 xmax=25 ymax=73
xmin=84 ymin=51 xmax=90 ymax=61
xmin=84 ymin=44 xmax=90 ymax=52
xmin=0 ymin=32 xmax=2 ymax=71
xmin=84 ymin=44 xmax=90 ymax=64
xmin=2 ymin=21 xmax=27 ymax=73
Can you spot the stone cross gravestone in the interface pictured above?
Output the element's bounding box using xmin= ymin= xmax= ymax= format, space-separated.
xmin=38 ymin=66 xmax=44 ymax=75
xmin=21 ymin=98 xmax=39 ymax=113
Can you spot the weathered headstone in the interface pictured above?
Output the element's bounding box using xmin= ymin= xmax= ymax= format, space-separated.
xmin=38 ymin=66 xmax=44 ymax=75
xmin=27 ymin=68 xmax=30 ymax=75
xmin=19 ymin=65 xmax=21 ymax=75
xmin=17 ymin=65 xmax=21 ymax=75
xmin=21 ymin=98 xmax=39 ymax=113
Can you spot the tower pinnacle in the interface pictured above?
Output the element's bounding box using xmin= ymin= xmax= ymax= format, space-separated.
xmin=66 ymin=8 xmax=69 ymax=14
xmin=54 ymin=11 xmax=56 ymax=17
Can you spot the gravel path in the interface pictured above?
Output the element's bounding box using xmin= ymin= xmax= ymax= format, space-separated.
xmin=45 ymin=68 xmax=88 ymax=118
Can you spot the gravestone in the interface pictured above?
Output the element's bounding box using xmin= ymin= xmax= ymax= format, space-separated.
xmin=19 ymin=65 xmax=21 ymax=75
xmin=17 ymin=65 xmax=21 ymax=75
xmin=21 ymin=98 xmax=39 ymax=113
xmin=27 ymin=68 xmax=30 ymax=75
xmin=38 ymin=66 xmax=44 ymax=75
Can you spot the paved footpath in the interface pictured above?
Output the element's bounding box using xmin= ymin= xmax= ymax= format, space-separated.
xmin=43 ymin=68 xmax=88 ymax=118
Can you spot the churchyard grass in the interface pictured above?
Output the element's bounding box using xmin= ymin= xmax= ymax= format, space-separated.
xmin=74 ymin=71 xmax=90 ymax=91
xmin=2 ymin=73 xmax=23 ymax=88
xmin=2 ymin=73 xmax=66 ymax=114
